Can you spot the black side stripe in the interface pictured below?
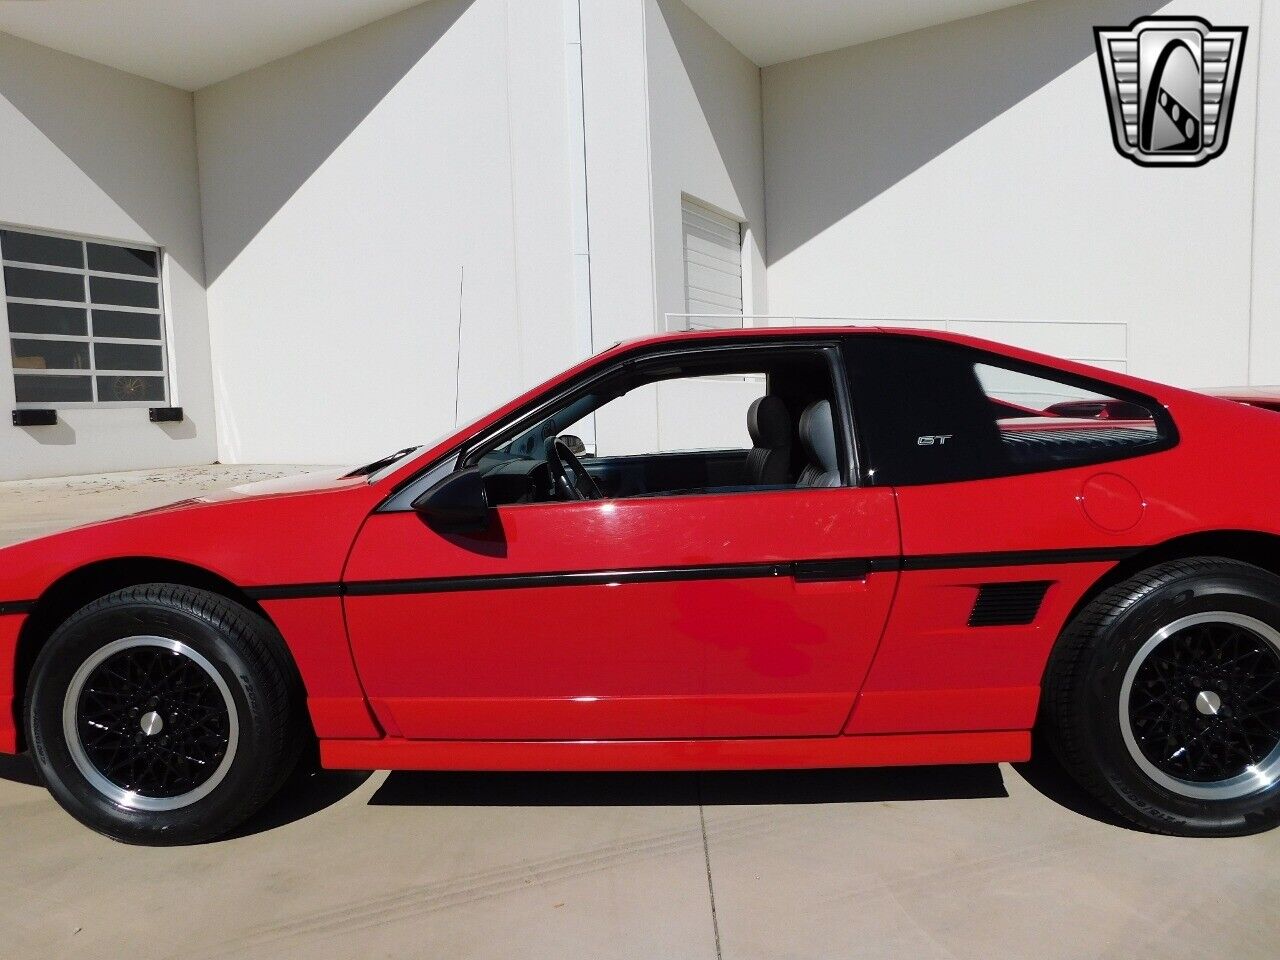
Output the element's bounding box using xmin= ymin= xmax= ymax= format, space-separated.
xmin=245 ymin=583 xmax=343 ymax=602
xmin=0 ymin=599 xmax=35 ymax=616
xmin=243 ymin=547 xmax=1135 ymax=602
xmin=347 ymin=563 xmax=791 ymax=597
xmin=900 ymin=546 xmax=1137 ymax=571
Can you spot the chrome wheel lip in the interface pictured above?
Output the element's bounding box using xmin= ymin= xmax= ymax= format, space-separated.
xmin=1119 ymin=611 xmax=1280 ymax=801
xmin=62 ymin=636 xmax=239 ymax=812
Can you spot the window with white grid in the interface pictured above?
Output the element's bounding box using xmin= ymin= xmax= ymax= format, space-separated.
xmin=2 ymin=227 xmax=168 ymax=407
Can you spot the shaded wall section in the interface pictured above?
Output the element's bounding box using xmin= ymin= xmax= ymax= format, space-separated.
xmin=761 ymin=0 xmax=1265 ymax=389
xmin=196 ymin=0 xmax=579 ymax=465
xmin=645 ymin=0 xmax=767 ymax=325
xmin=0 ymin=32 xmax=215 ymax=480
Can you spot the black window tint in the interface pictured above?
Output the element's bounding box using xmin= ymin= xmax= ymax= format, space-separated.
xmin=89 ymin=276 xmax=159 ymax=308
xmin=3 ymin=265 xmax=84 ymax=302
xmin=845 ymin=337 xmax=1003 ymax=485
xmin=14 ymin=374 xmax=92 ymax=403
xmin=0 ymin=229 xmax=83 ymax=269
xmin=94 ymin=342 xmax=163 ymax=371
xmin=11 ymin=338 xmax=89 ymax=371
xmin=96 ymin=375 xmax=165 ymax=402
xmin=844 ymin=335 xmax=1173 ymax=485
xmin=92 ymin=310 xmax=161 ymax=340
xmin=5 ymin=303 xmax=87 ymax=336
xmin=87 ymin=243 xmax=158 ymax=277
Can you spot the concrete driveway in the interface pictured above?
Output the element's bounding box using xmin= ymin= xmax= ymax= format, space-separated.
xmin=1 ymin=466 xmax=1278 ymax=959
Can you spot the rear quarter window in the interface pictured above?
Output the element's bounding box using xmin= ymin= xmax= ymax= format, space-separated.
xmin=843 ymin=335 xmax=1175 ymax=486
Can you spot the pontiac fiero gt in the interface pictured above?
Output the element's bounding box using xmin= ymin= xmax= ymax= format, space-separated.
xmin=3 ymin=327 xmax=1279 ymax=843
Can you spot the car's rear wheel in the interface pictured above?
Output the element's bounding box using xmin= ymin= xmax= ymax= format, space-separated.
xmin=25 ymin=584 xmax=301 ymax=845
xmin=1044 ymin=557 xmax=1280 ymax=835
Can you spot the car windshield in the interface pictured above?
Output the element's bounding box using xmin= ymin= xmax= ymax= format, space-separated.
xmin=484 ymin=392 xmax=603 ymax=466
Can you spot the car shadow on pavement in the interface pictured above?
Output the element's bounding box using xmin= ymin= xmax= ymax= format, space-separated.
xmin=367 ymin=764 xmax=1009 ymax=808
xmin=222 ymin=760 xmax=374 ymax=841
xmin=0 ymin=752 xmax=42 ymax=787
xmin=0 ymin=744 xmax=1135 ymax=833
xmin=1011 ymin=746 xmax=1136 ymax=831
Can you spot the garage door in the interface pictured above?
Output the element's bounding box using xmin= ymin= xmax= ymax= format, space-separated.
xmin=681 ymin=197 xmax=743 ymax=319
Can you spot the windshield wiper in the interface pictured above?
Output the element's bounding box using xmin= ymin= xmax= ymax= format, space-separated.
xmin=344 ymin=446 xmax=419 ymax=478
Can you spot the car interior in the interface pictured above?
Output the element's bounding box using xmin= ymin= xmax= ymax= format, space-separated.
xmin=472 ymin=347 xmax=844 ymax=505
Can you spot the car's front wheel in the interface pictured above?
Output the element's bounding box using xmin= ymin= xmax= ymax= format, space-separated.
xmin=1044 ymin=557 xmax=1280 ymax=836
xmin=25 ymin=584 xmax=301 ymax=845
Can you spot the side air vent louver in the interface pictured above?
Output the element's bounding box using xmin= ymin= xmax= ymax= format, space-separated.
xmin=969 ymin=581 xmax=1052 ymax=627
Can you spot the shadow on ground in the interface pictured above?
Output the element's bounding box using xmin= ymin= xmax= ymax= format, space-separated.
xmin=1011 ymin=744 xmax=1135 ymax=831
xmin=0 ymin=752 xmax=41 ymax=787
xmin=0 ymin=748 xmax=373 ymax=838
xmin=368 ymin=763 xmax=1009 ymax=807
xmin=2 ymin=740 xmax=1137 ymax=834
xmin=222 ymin=761 xmax=374 ymax=841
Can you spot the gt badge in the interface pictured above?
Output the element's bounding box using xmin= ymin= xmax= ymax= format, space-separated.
xmin=1094 ymin=16 xmax=1247 ymax=167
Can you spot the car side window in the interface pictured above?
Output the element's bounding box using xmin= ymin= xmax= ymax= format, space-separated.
xmin=843 ymin=335 xmax=1174 ymax=485
xmin=470 ymin=345 xmax=850 ymax=505
xmin=565 ymin=374 xmax=766 ymax=458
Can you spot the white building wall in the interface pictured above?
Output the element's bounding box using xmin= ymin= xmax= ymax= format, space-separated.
xmin=579 ymin=0 xmax=659 ymax=351
xmin=575 ymin=0 xmax=662 ymax=454
xmin=761 ymin=0 xmax=1265 ymax=389
xmin=0 ymin=33 xmax=215 ymax=481
xmin=644 ymin=0 xmax=767 ymax=326
xmin=1251 ymin=0 xmax=1280 ymax=384
xmin=10 ymin=0 xmax=1275 ymax=479
xmin=584 ymin=0 xmax=768 ymax=456
xmin=195 ymin=0 xmax=580 ymax=466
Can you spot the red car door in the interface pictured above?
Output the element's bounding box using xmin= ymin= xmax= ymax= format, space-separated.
xmin=342 ymin=487 xmax=900 ymax=740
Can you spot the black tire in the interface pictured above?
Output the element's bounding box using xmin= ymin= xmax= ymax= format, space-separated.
xmin=25 ymin=584 xmax=302 ymax=845
xmin=1043 ymin=557 xmax=1280 ymax=836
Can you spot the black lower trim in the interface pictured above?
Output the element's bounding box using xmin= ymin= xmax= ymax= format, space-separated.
xmin=901 ymin=547 xmax=1137 ymax=571
xmin=344 ymin=563 xmax=790 ymax=597
xmin=245 ymin=546 xmax=1138 ymax=602
xmin=244 ymin=583 xmax=343 ymax=602
xmin=0 ymin=599 xmax=35 ymax=616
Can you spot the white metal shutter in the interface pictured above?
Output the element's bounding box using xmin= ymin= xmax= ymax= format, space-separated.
xmin=681 ymin=197 xmax=742 ymax=322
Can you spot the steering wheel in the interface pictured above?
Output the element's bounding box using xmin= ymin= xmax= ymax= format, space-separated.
xmin=545 ymin=437 xmax=603 ymax=501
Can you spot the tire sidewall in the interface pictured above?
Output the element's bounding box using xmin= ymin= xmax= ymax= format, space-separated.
xmin=27 ymin=595 xmax=275 ymax=844
xmin=1079 ymin=566 xmax=1280 ymax=835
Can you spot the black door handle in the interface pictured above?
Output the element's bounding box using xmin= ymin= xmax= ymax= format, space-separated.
xmin=792 ymin=559 xmax=872 ymax=582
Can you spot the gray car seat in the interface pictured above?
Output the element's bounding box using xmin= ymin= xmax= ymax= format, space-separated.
xmin=745 ymin=395 xmax=792 ymax=486
xmin=797 ymin=399 xmax=840 ymax=487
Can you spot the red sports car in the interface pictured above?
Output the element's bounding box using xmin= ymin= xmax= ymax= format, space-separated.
xmin=4 ymin=327 xmax=1280 ymax=844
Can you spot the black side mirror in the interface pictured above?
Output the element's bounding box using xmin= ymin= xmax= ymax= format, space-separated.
xmin=411 ymin=467 xmax=490 ymax=531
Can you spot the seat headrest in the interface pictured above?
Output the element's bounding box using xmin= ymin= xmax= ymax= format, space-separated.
xmin=799 ymin=399 xmax=838 ymax=475
xmin=747 ymin=395 xmax=791 ymax=449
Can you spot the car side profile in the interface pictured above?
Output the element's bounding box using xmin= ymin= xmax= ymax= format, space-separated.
xmin=3 ymin=326 xmax=1280 ymax=844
